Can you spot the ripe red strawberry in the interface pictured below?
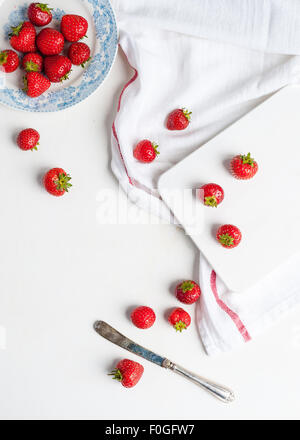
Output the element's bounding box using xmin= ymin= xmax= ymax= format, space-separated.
xmin=109 ymin=359 xmax=144 ymax=388
xmin=43 ymin=168 xmax=72 ymax=197
xmin=199 ymin=183 xmax=224 ymax=208
xmin=23 ymin=72 xmax=51 ymax=98
xmin=36 ymin=28 xmax=64 ymax=56
xmin=9 ymin=22 xmax=36 ymax=53
xmin=28 ymin=3 xmax=53 ymax=26
xmin=231 ymin=153 xmax=258 ymax=180
xmin=44 ymin=55 xmax=72 ymax=82
xmin=0 ymin=50 xmax=19 ymax=73
xmin=61 ymin=15 xmax=88 ymax=42
xmin=134 ymin=140 xmax=159 ymax=163
xmin=176 ymin=280 xmax=201 ymax=304
xmin=131 ymin=306 xmax=156 ymax=329
xmin=217 ymin=224 xmax=242 ymax=249
xmin=167 ymin=108 xmax=192 ymax=131
xmin=22 ymin=52 xmax=43 ymax=72
xmin=68 ymin=42 xmax=91 ymax=67
xmin=168 ymin=308 xmax=191 ymax=332
xmin=17 ymin=128 xmax=40 ymax=151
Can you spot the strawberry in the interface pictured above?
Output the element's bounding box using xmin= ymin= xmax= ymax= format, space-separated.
xmin=0 ymin=50 xmax=19 ymax=73
xmin=61 ymin=15 xmax=88 ymax=42
xmin=176 ymin=280 xmax=201 ymax=305
xmin=9 ymin=22 xmax=36 ymax=53
xmin=68 ymin=42 xmax=91 ymax=67
xmin=167 ymin=108 xmax=192 ymax=131
xmin=168 ymin=308 xmax=191 ymax=332
xmin=17 ymin=128 xmax=40 ymax=151
xmin=231 ymin=153 xmax=258 ymax=180
xmin=199 ymin=183 xmax=224 ymax=208
xmin=28 ymin=3 xmax=53 ymax=26
xmin=43 ymin=168 xmax=72 ymax=197
xmin=131 ymin=306 xmax=156 ymax=329
xmin=217 ymin=224 xmax=242 ymax=249
xmin=36 ymin=28 xmax=64 ymax=56
xmin=22 ymin=52 xmax=43 ymax=72
xmin=133 ymin=140 xmax=159 ymax=163
xmin=109 ymin=359 xmax=144 ymax=388
xmin=44 ymin=55 xmax=72 ymax=83
xmin=23 ymin=72 xmax=51 ymax=98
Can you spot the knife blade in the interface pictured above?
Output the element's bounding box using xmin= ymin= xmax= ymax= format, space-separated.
xmin=94 ymin=321 xmax=235 ymax=403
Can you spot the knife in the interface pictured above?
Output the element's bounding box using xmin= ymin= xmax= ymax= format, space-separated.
xmin=94 ymin=321 xmax=235 ymax=403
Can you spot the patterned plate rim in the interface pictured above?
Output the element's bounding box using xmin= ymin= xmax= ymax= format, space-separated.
xmin=0 ymin=0 xmax=118 ymax=112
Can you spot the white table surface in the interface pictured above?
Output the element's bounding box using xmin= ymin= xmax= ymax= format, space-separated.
xmin=1 ymin=49 xmax=300 ymax=421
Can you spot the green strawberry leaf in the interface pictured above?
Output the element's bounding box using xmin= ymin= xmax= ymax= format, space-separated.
xmin=55 ymin=173 xmax=72 ymax=192
xmin=218 ymin=233 xmax=234 ymax=247
xmin=174 ymin=321 xmax=187 ymax=332
xmin=180 ymin=281 xmax=194 ymax=293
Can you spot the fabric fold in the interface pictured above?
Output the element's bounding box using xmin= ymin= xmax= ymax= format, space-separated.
xmin=112 ymin=0 xmax=300 ymax=55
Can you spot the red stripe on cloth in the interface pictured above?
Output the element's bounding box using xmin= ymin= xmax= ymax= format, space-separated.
xmin=117 ymin=67 xmax=138 ymax=112
xmin=210 ymin=271 xmax=251 ymax=343
xmin=112 ymin=122 xmax=133 ymax=186
xmin=112 ymin=48 xmax=139 ymax=186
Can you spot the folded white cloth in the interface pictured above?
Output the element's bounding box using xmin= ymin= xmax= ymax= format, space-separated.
xmin=110 ymin=0 xmax=300 ymax=355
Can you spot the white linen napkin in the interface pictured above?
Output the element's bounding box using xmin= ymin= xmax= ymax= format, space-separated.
xmin=110 ymin=0 xmax=300 ymax=355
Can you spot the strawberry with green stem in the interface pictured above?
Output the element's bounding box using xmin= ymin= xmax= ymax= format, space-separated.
xmin=17 ymin=128 xmax=40 ymax=151
xmin=217 ymin=224 xmax=242 ymax=249
xmin=199 ymin=183 xmax=224 ymax=207
xmin=22 ymin=53 xmax=43 ymax=72
xmin=109 ymin=359 xmax=144 ymax=388
xmin=68 ymin=42 xmax=91 ymax=67
xmin=23 ymin=72 xmax=51 ymax=98
xmin=9 ymin=22 xmax=36 ymax=53
xmin=43 ymin=168 xmax=72 ymax=197
xmin=44 ymin=55 xmax=72 ymax=83
xmin=133 ymin=140 xmax=160 ymax=163
xmin=167 ymin=108 xmax=192 ymax=131
xmin=176 ymin=280 xmax=201 ymax=304
xmin=231 ymin=152 xmax=258 ymax=180
xmin=0 ymin=50 xmax=19 ymax=73
xmin=28 ymin=3 xmax=53 ymax=27
xmin=168 ymin=308 xmax=191 ymax=332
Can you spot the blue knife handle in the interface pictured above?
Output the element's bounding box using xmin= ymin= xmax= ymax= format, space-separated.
xmin=128 ymin=342 xmax=165 ymax=366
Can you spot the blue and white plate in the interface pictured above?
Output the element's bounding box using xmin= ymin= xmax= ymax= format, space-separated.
xmin=0 ymin=0 xmax=118 ymax=112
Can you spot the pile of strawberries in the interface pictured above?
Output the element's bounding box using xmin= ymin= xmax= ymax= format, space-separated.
xmin=111 ymin=280 xmax=201 ymax=388
xmin=0 ymin=3 xmax=91 ymax=98
xmin=134 ymin=108 xmax=259 ymax=250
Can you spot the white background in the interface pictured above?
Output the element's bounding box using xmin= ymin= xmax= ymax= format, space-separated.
xmin=1 ymin=50 xmax=300 ymax=421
